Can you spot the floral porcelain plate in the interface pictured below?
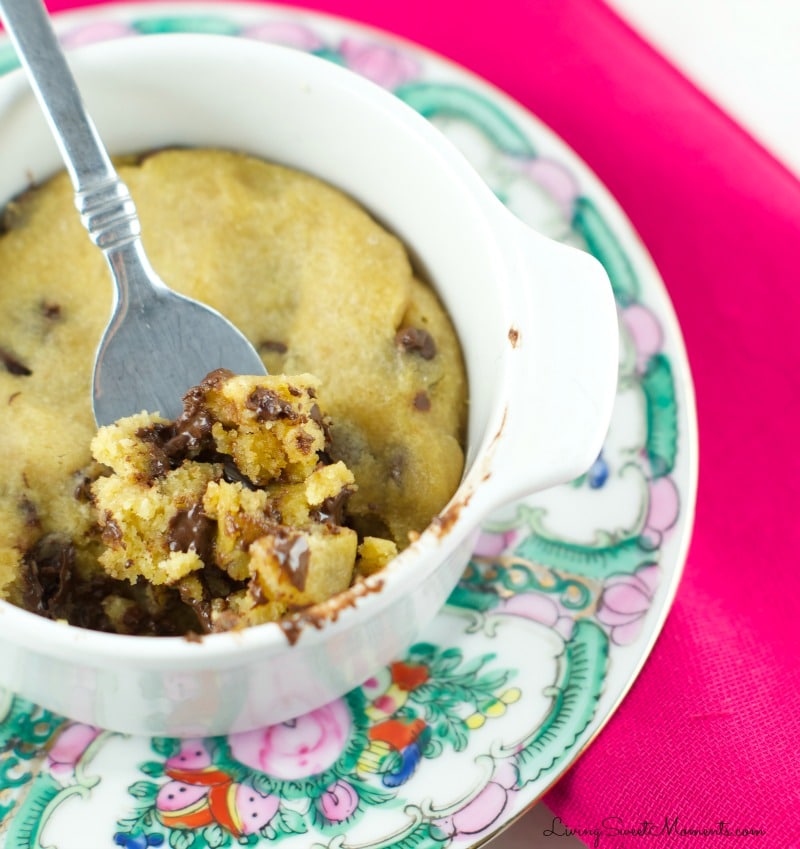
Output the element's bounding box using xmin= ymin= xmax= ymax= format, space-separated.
xmin=0 ymin=4 xmax=698 ymax=848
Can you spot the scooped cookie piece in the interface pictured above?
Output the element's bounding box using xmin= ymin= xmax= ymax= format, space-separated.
xmin=89 ymin=369 xmax=385 ymax=631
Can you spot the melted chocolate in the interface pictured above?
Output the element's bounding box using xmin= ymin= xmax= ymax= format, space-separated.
xmin=271 ymin=529 xmax=310 ymax=590
xmin=245 ymin=387 xmax=299 ymax=422
xmin=134 ymin=422 xmax=172 ymax=478
xmin=20 ymin=535 xmax=117 ymax=631
xmin=135 ymin=369 xmax=235 ymax=478
xmin=221 ymin=459 xmax=258 ymax=490
xmin=168 ymin=503 xmax=216 ymax=565
xmin=310 ymin=487 xmax=353 ymax=527
xmin=177 ymin=581 xmax=214 ymax=634
xmin=395 ymin=326 xmax=437 ymax=360
xmin=176 ymin=562 xmax=243 ymax=634
xmin=22 ymin=534 xmax=74 ymax=616
xmin=309 ymin=403 xmax=332 ymax=446
xmin=22 ymin=534 xmax=208 ymax=636
xmin=316 ymin=450 xmax=335 ymax=467
xmin=164 ymin=384 xmax=218 ymax=457
xmin=72 ymin=461 xmax=108 ymax=502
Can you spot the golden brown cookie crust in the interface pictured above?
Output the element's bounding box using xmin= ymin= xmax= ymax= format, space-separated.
xmin=0 ymin=148 xmax=467 ymax=633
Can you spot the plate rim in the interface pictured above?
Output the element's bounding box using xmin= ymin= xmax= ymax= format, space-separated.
xmin=0 ymin=2 xmax=699 ymax=847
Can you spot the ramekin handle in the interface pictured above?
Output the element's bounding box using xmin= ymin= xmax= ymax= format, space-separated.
xmin=475 ymin=208 xmax=618 ymax=514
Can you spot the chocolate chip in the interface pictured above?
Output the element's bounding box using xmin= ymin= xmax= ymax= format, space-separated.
xmin=41 ymin=301 xmax=61 ymax=320
xmin=246 ymin=387 xmax=298 ymax=422
xmin=73 ymin=477 xmax=92 ymax=502
xmin=396 ymin=326 xmax=437 ymax=360
xmin=309 ymin=403 xmax=332 ymax=446
xmin=0 ymin=347 xmax=31 ymax=376
xmin=258 ymin=339 xmax=288 ymax=355
xmin=413 ymin=391 xmax=431 ymax=411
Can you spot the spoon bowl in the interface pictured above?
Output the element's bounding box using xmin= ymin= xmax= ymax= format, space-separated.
xmin=93 ymin=257 xmax=268 ymax=423
xmin=0 ymin=0 xmax=266 ymax=424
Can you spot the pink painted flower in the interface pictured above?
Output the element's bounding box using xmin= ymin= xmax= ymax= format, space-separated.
xmin=318 ymin=779 xmax=360 ymax=823
xmin=60 ymin=22 xmax=135 ymax=48
xmin=644 ymin=476 xmax=680 ymax=544
xmin=165 ymin=738 xmax=213 ymax=771
xmin=46 ymin=723 xmax=101 ymax=776
xmin=242 ymin=21 xmax=325 ymax=51
xmin=495 ymin=592 xmax=575 ymax=640
xmin=473 ymin=528 xmax=519 ymax=558
xmin=339 ymin=38 xmax=420 ymax=88
xmin=228 ymin=698 xmax=351 ymax=780
xmin=621 ymin=303 xmax=664 ymax=373
xmin=522 ymin=158 xmax=581 ymax=220
xmin=156 ymin=780 xmax=209 ymax=814
xmin=596 ymin=564 xmax=659 ymax=645
xmin=433 ymin=762 xmax=517 ymax=838
xmin=234 ymin=785 xmax=280 ymax=834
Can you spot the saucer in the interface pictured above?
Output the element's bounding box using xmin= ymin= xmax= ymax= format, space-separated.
xmin=0 ymin=4 xmax=697 ymax=848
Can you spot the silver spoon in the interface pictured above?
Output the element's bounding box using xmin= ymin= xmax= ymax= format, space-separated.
xmin=0 ymin=0 xmax=267 ymax=425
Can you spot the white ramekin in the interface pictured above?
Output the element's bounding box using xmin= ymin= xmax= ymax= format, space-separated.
xmin=0 ymin=34 xmax=618 ymax=736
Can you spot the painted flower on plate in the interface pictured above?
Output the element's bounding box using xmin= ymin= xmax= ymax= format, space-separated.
xmin=339 ymin=37 xmax=420 ymax=87
xmin=228 ymin=698 xmax=352 ymax=780
xmin=596 ymin=564 xmax=659 ymax=645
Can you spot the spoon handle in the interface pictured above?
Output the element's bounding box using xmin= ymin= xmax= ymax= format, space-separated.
xmin=0 ymin=0 xmax=162 ymax=290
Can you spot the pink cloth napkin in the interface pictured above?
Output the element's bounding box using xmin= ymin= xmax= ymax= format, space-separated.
xmin=42 ymin=0 xmax=800 ymax=844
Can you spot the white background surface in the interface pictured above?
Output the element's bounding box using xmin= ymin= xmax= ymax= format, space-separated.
xmin=494 ymin=2 xmax=799 ymax=846
xmin=606 ymin=0 xmax=800 ymax=178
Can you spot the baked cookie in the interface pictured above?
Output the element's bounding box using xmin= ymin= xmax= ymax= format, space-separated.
xmin=0 ymin=148 xmax=467 ymax=634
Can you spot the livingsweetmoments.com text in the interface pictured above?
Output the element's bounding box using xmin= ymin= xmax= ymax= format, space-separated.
xmin=543 ymin=815 xmax=766 ymax=847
